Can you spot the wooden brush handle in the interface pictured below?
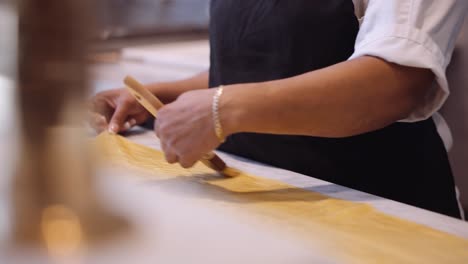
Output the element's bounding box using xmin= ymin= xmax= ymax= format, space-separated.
xmin=124 ymin=76 xmax=163 ymax=116
xmin=124 ymin=76 xmax=227 ymax=173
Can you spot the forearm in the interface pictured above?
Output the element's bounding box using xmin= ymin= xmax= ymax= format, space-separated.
xmin=146 ymin=71 xmax=209 ymax=104
xmin=222 ymin=56 xmax=434 ymax=138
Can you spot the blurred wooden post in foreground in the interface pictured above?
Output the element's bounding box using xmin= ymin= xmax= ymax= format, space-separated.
xmin=13 ymin=0 xmax=128 ymax=249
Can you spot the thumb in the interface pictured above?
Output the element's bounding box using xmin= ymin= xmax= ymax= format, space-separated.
xmin=108 ymin=103 xmax=130 ymax=134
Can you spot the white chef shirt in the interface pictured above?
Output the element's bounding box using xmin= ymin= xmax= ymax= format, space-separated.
xmin=350 ymin=0 xmax=468 ymax=150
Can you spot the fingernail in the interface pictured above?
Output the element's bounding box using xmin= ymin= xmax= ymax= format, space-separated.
xmin=108 ymin=124 xmax=118 ymax=134
xmin=129 ymin=118 xmax=137 ymax=126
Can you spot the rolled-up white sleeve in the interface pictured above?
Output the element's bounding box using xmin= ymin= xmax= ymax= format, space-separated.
xmin=349 ymin=0 xmax=468 ymax=121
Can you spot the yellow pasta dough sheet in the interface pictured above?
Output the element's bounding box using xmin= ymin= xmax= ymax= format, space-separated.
xmin=94 ymin=132 xmax=468 ymax=263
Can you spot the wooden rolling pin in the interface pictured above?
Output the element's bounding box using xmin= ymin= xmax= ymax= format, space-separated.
xmin=124 ymin=76 xmax=228 ymax=173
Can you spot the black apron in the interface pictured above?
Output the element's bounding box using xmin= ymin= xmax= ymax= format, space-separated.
xmin=209 ymin=0 xmax=461 ymax=218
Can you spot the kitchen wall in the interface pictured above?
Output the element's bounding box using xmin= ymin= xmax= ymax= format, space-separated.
xmin=97 ymin=0 xmax=210 ymax=38
xmin=0 ymin=2 xmax=16 ymax=78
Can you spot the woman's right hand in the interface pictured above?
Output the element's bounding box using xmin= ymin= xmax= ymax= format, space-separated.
xmin=89 ymin=88 xmax=150 ymax=134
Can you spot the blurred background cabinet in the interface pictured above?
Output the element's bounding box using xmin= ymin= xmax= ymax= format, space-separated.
xmin=97 ymin=0 xmax=210 ymax=39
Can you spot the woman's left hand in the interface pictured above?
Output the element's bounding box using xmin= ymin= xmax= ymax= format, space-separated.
xmin=155 ymin=89 xmax=221 ymax=168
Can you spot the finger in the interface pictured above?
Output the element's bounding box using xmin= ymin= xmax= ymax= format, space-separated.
xmin=89 ymin=97 xmax=114 ymax=123
xmin=122 ymin=119 xmax=135 ymax=131
xmin=121 ymin=112 xmax=148 ymax=132
xmin=131 ymin=111 xmax=150 ymax=126
xmin=179 ymin=157 xmax=197 ymax=169
xmin=123 ymin=112 xmax=149 ymax=132
xmin=88 ymin=112 xmax=109 ymax=133
xmin=108 ymin=103 xmax=131 ymax=134
xmin=165 ymin=151 xmax=179 ymax=164
xmin=160 ymin=139 xmax=178 ymax=164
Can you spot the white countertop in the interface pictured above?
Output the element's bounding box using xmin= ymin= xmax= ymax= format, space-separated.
xmin=124 ymin=129 xmax=468 ymax=239
xmin=1 ymin=126 xmax=468 ymax=264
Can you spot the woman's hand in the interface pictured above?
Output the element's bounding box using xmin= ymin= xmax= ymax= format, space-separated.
xmin=89 ymin=72 xmax=210 ymax=134
xmin=155 ymin=89 xmax=221 ymax=168
xmin=89 ymin=88 xmax=150 ymax=133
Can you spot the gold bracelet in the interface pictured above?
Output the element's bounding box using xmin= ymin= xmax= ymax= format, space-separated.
xmin=212 ymin=86 xmax=225 ymax=143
